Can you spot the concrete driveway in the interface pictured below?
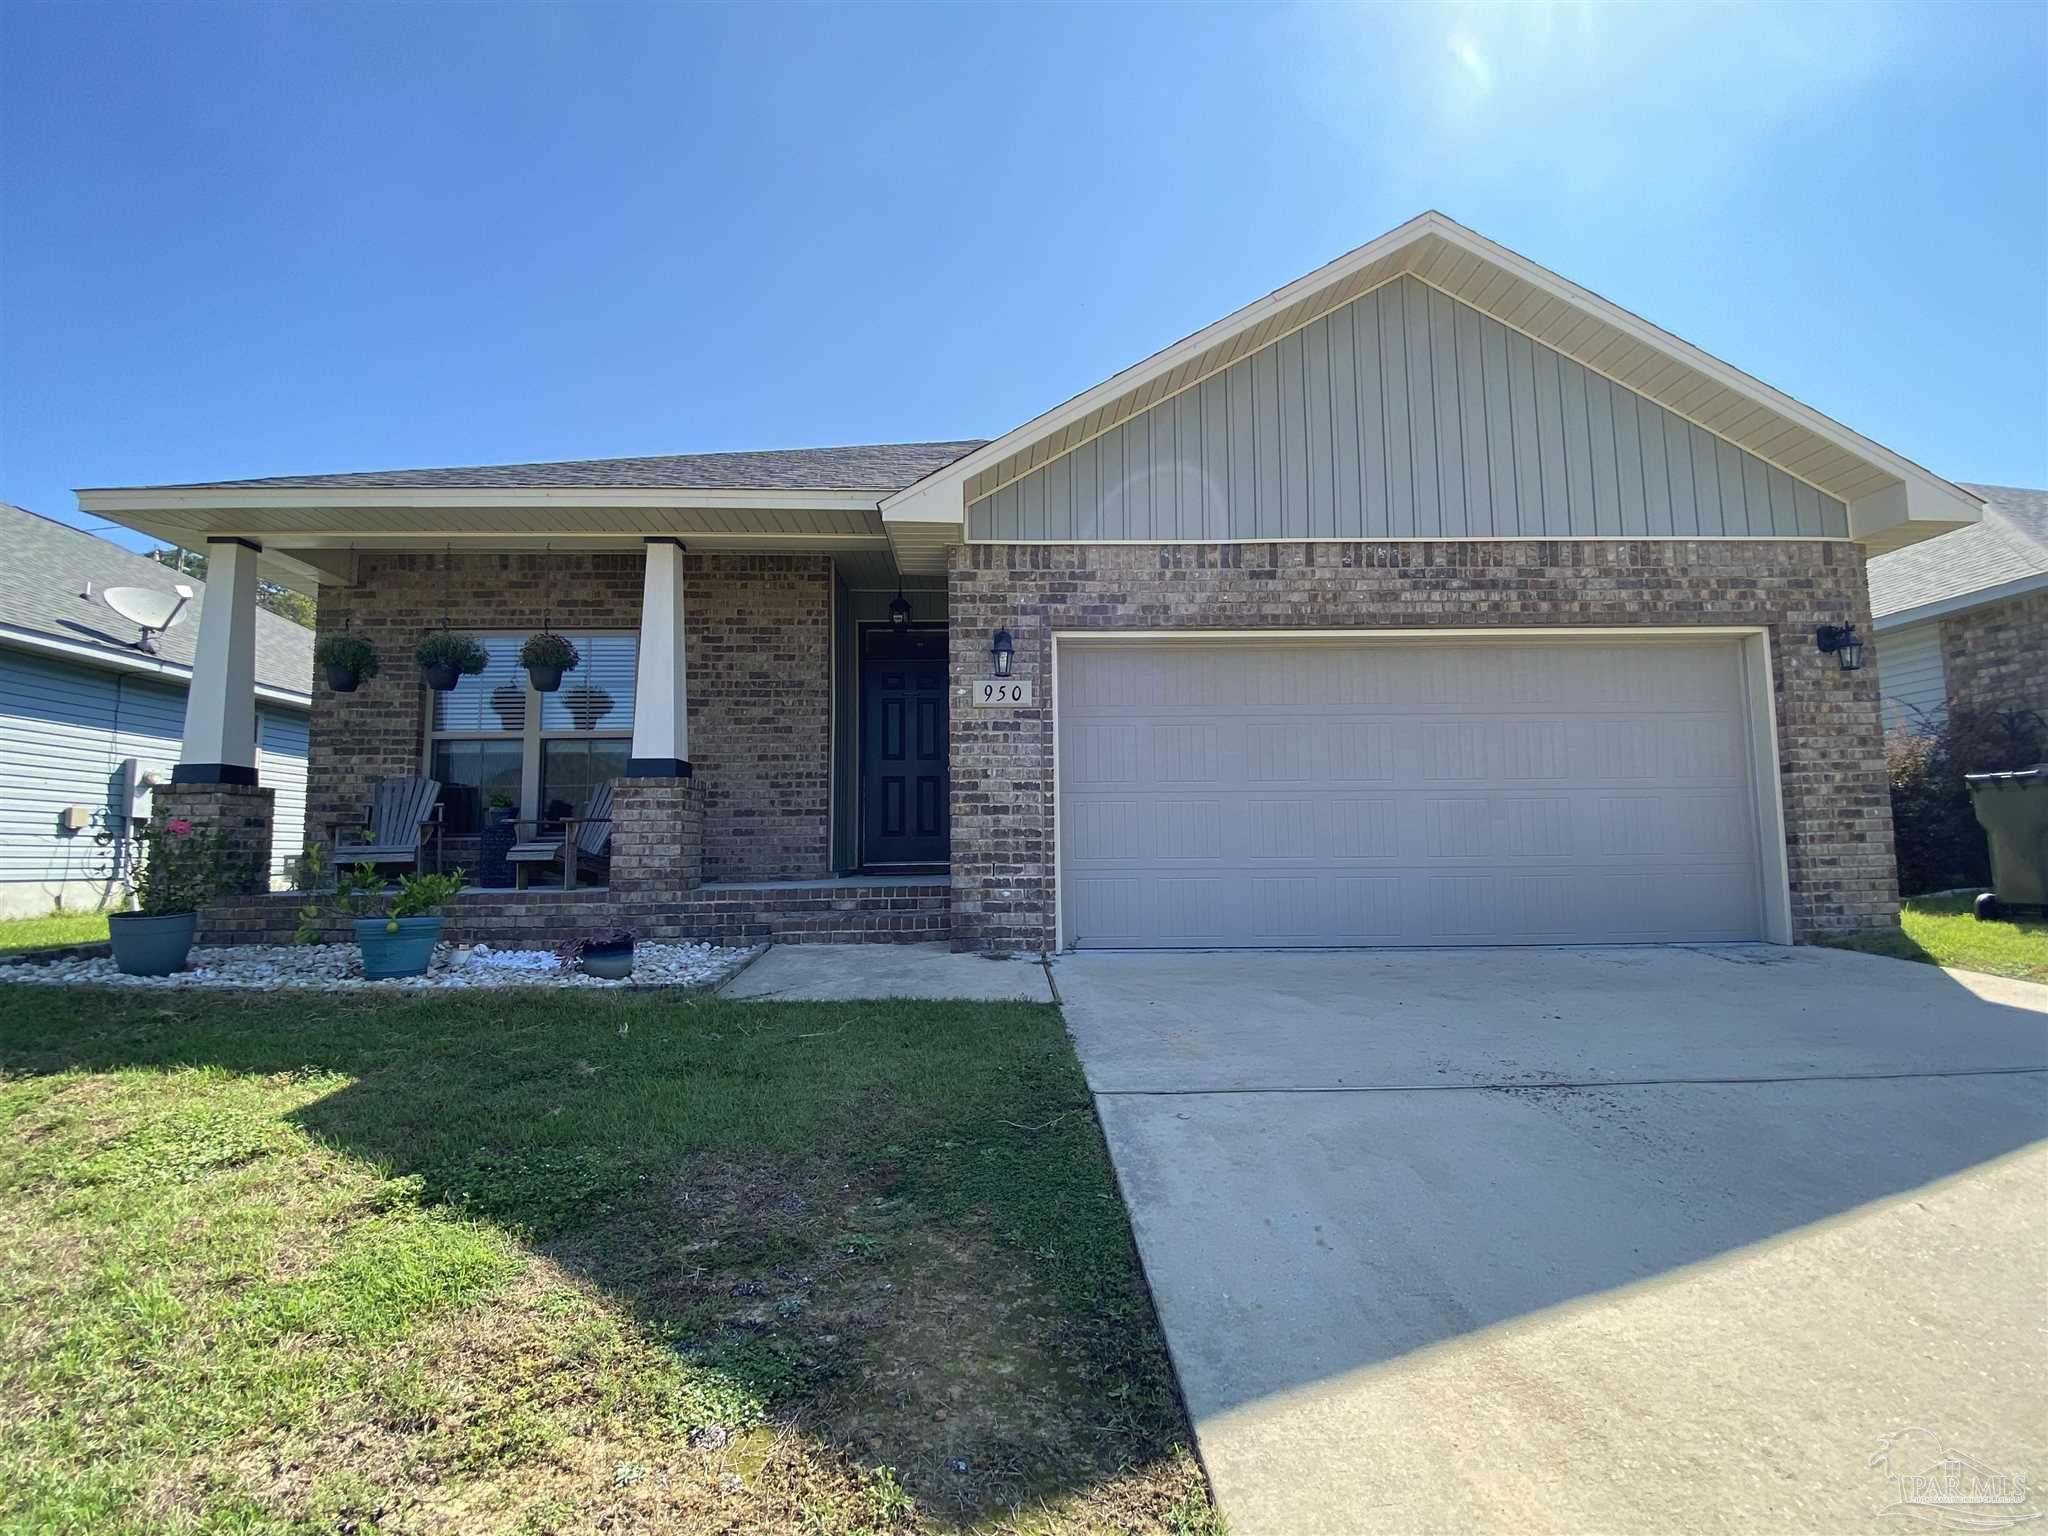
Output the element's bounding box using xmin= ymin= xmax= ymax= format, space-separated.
xmin=1056 ymin=945 xmax=2048 ymax=1535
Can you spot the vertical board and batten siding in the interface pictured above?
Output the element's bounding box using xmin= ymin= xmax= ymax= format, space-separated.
xmin=968 ymin=274 xmax=1850 ymax=544
xmin=1875 ymin=621 xmax=1947 ymax=735
xmin=0 ymin=647 xmax=312 ymax=893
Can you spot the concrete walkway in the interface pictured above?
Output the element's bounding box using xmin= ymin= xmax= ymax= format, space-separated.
xmin=1056 ymin=945 xmax=2048 ymax=1535
xmin=718 ymin=941 xmax=1054 ymax=1002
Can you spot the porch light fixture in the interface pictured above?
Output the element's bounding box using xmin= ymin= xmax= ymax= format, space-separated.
xmin=889 ymin=583 xmax=912 ymax=631
xmin=1815 ymin=624 xmax=1865 ymax=671
xmin=990 ymin=628 xmax=1015 ymax=678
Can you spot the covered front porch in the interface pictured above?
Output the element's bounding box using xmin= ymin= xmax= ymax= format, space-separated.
xmin=79 ymin=465 xmax=963 ymax=944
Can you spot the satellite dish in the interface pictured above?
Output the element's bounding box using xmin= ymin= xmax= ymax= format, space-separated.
xmin=102 ymin=585 xmax=194 ymax=653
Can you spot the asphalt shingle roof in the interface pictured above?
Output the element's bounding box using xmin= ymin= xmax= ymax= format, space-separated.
xmin=0 ymin=504 xmax=314 ymax=698
xmin=1868 ymin=483 xmax=2048 ymax=620
xmin=133 ymin=440 xmax=989 ymax=494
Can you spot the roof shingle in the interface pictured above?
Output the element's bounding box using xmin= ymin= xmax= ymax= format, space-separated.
xmin=1868 ymin=483 xmax=2048 ymax=619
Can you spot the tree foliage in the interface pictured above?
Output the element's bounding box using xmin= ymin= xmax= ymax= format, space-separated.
xmin=151 ymin=546 xmax=316 ymax=629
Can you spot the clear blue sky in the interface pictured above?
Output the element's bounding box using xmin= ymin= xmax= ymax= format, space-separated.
xmin=3 ymin=2 xmax=2043 ymax=552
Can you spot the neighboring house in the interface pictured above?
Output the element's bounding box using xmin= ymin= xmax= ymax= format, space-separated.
xmin=1868 ymin=484 xmax=2048 ymax=734
xmin=0 ymin=503 xmax=312 ymax=917
xmin=77 ymin=212 xmax=1982 ymax=953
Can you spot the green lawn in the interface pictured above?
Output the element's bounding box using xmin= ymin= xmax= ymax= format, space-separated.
xmin=0 ymin=986 xmax=1219 ymax=1536
xmin=1821 ymin=892 xmax=2048 ymax=984
xmin=0 ymin=910 xmax=111 ymax=954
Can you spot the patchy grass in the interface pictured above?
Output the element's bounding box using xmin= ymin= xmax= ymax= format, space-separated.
xmin=0 ymin=910 xmax=111 ymax=954
xmin=0 ymin=985 xmax=1218 ymax=1535
xmin=1820 ymin=891 xmax=2048 ymax=984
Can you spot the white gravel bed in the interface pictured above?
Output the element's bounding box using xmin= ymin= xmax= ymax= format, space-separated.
xmin=5 ymin=939 xmax=760 ymax=991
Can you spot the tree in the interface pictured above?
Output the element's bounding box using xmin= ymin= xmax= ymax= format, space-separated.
xmin=150 ymin=547 xmax=315 ymax=629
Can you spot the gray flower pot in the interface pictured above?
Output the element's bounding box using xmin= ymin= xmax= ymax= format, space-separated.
xmin=580 ymin=943 xmax=634 ymax=980
xmin=108 ymin=911 xmax=198 ymax=976
xmin=526 ymin=664 xmax=564 ymax=693
xmin=354 ymin=916 xmax=444 ymax=979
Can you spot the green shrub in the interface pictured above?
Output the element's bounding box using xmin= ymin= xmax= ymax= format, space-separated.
xmin=415 ymin=631 xmax=489 ymax=675
xmin=1889 ymin=703 xmax=2046 ymax=896
xmin=518 ymin=631 xmax=579 ymax=673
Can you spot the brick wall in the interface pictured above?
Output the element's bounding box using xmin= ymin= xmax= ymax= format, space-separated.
xmin=1940 ymin=589 xmax=2048 ymax=720
xmin=949 ymin=539 xmax=1897 ymax=954
xmin=156 ymin=783 xmax=275 ymax=897
xmin=309 ymin=549 xmax=831 ymax=884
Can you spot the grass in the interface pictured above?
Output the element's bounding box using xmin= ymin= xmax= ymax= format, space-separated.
xmin=0 ymin=910 xmax=111 ymax=954
xmin=1820 ymin=891 xmax=2048 ymax=983
xmin=0 ymin=985 xmax=1222 ymax=1536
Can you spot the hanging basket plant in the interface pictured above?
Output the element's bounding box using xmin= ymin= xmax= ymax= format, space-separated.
xmin=416 ymin=631 xmax=488 ymax=692
xmin=561 ymin=683 xmax=616 ymax=731
xmin=519 ymin=631 xmax=580 ymax=693
xmin=313 ymin=634 xmax=379 ymax=694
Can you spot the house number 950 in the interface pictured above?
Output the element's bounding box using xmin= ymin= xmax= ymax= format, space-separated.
xmin=973 ymin=679 xmax=1034 ymax=706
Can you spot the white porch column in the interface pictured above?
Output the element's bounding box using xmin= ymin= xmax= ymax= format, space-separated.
xmin=174 ymin=536 xmax=261 ymax=784
xmin=627 ymin=537 xmax=691 ymax=777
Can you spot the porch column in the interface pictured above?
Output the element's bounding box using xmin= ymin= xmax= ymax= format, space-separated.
xmin=175 ymin=536 xmax=261 ymax=785
xmin=627 ymin=537 xmax=691 ymax=777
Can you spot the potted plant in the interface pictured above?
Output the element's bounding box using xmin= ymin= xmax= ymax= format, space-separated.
xmin=313 ymin=634 xmax=380 ymax=694
xmin=416 ymin=631 xmax=489 ymax=692
xmin=560 ymin=925 xmax=636 ymax=981
xmin=327 ymin=864 xmax=467 ymax=979
xmin=109 ymin=815 xmax=226 ymax=975
xmin=519 ymin=631 xmax=580 ymax=693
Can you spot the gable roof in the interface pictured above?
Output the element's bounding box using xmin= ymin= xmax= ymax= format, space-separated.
xmin=98 ymin=440 xmax=987 ymax=495
xmin=0 ymin=504 xmax=314 ymax=702
xmin=1868 ymin=483 xmax=2048 ymax=627
xmin=880 ymin=210 xmax=1981 ymax=571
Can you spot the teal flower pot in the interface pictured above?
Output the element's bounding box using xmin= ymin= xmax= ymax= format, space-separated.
xmin=108 ymin=911 xmax=197 ymax=976
xmin=354 ymin=916 xmax=443 ymax=979
xmin=580 ymin=943 xmax=634 ymax=980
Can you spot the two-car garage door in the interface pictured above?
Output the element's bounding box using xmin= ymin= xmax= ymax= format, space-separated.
xmin=1057 ymin=637 xmax=1772 ymax=948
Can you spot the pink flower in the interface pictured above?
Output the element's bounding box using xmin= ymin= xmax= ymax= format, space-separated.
xmin=167 ymin=819 xmax=192 ymax=836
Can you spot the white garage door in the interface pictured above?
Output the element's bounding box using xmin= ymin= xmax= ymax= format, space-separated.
xmin=1058 ymin=638 xmax=1767 ymax=948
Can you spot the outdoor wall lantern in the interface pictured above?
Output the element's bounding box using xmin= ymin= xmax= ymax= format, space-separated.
xmin=1815 ymin=624 xmax=1865 ymax=671
xmin=889 ymin=583 xmax=913 ymax=631
xmin=990 ymin=629 xmax=1015 ymax=678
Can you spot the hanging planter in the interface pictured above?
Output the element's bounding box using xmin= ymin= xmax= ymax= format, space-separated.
xmin=313 ymin=634 xmax=379 ymax=694
xmin=416 ymin=631 xmax=488 ymax=692
xmin=562 ymin=683 xmax=616 ymax=731
xmin=519 ymin=631 xmax=580 ymax=694
xmin=488 ymin=684 xmax=527 ymax=729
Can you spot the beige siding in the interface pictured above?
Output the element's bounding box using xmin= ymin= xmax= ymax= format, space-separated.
xmin=1876 ymin=621 xmax=1946 ymax=734
xmin=969 ymin=275 xmax=1849 ymax=544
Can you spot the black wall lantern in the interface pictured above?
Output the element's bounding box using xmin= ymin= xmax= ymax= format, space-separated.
xmin=1815 ymin=624 xmax=1865 ymax=671
xmin=889 ymin=583 xmax=912 ymax=631
xmin=990 ymin=628 xmax=1015 ymax=678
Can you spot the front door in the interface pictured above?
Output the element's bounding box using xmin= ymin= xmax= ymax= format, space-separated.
xmin=860 ymin=627 xmax=948 ymax=866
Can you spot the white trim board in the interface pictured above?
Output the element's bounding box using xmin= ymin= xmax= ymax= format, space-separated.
xmin=1873 ymin=570 xmax=2048 ymax=631
xmin=1047 ymin=624 xmax=1794 ymax=951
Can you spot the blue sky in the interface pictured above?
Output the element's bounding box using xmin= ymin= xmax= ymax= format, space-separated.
xmin=3 ymin=2 xmax=2043 ymax=551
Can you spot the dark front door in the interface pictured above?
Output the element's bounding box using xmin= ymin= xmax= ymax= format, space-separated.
xmin=860 ymin=627 xmax=948 ymax=866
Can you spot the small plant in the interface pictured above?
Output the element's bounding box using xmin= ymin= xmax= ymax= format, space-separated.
xmin=299 ymin=864 xmax=465 ymax=937
xmin=387 ymin=871 xmax=467 ymax=927
xmin=486 ymin=791 xmax=516 ymax=811
xmin=288 ymin=840 xmax=329 ymax=892
xmin=415 ymin=631 xmax=489 ymax=676
xmin=312 ymin=634 xmax=379 ymax=684
xmin=519 ymin=632 xmax=580 ymax=674
xmin=130 ymin=817 xmax=227 ymax=916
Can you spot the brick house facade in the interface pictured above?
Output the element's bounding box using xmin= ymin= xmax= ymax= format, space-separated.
xmin=1938 ymin=589 xmax=2048 ymax=722
xmin=948 ymin=538 xmax=1895 ymax=955
xmin=309 ymin=548 xmax=831 ymax=884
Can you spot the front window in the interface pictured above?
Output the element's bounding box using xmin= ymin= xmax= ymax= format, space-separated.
xmin=426 ymin=632 xmax=637 ymax=833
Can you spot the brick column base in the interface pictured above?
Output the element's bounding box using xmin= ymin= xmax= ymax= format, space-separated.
xmin=609 ymin=777 xmax=703 ymax=909
xmin=156 ymin=782 xmax=275 ymax=897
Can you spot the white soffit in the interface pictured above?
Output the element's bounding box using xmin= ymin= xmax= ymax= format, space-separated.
xmin=884 ymin=211 xmax=1980 ymax=568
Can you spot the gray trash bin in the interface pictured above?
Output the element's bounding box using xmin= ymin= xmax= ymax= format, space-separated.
xmin=1964 ymin=766 xmax=2048 ymax=920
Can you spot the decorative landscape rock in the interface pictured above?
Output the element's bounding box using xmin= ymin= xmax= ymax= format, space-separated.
xmin=8 ymin=939 xmax=758 ymax=992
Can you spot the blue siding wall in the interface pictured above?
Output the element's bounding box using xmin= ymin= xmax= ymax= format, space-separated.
xmin=0 ymin=647 xmax=310 ymax=898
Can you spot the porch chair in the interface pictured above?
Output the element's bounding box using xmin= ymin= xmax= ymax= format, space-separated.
xmin=508 ymin=780 xmax=615 ymax=890
xmin=331 ymin=776 xmax=444 ymax=875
